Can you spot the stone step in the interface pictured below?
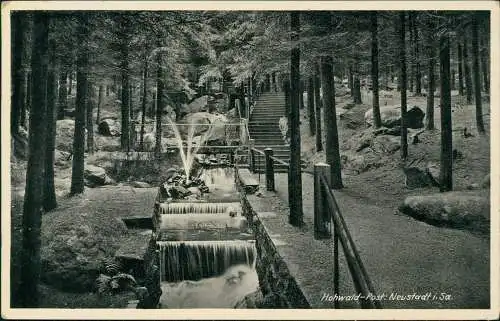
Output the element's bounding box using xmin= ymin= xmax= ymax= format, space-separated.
xmin=158 ymin=214 xmax=248 ymax=231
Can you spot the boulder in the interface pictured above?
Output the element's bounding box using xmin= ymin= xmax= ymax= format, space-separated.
xmin=98 ymin=118 xmax=121 ymax=136
xmin=54 ymin=149 xmax=72 ymax=167
xmin=365 ymin=105 xmax=425 ymax=129
xmin=169 ymin=185 xmax=191 ymax=199
xmin=186 ymin=95 xmax=209 ymax=114
xmin=403 ymin=167 xmax=435 ymax=189
xmin=179 ymin=112 xmax=228 ymax=143
xmin=131 ymin=181 xmax=152 ymax=188
xmin=41 ymin=213 xmax=129 ymax=292
xmin=340 ymin=153 xmax=382 ymax=174
xmin=84 ymin=164 xmax=114 ymax=186
xmin=426 ymin=162 xmax=440 ymax=186
xmin=372 ymin=135 xmax=400 ymax=154
xmin=399 ymin=191 xmax=490 ymax=232
xmin=187 ymin=186 xmax=202 ymax=197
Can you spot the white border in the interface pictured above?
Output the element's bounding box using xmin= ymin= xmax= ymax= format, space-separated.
xmin=2 ymin=1 xmax=499 ymax=320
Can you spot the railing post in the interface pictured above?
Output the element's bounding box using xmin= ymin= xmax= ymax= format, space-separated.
xmin=264 ymin=148 xmax=275 ymax=191
xmin=314 ymin=163 xmax=332 ymax=239
xmin=249 ymin=139 xmax=255 ymax=172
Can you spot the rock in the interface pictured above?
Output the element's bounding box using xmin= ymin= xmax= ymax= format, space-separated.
xmin=56 ymin=119 xmax=87 ymax=152
xmin=179 ymin=112 xmax=229 ymax=142
xmin=373 ymin=126 xmax=400 ymax=136
xmin=41 ymin=215 xmax=128 ymax=292
xmin=481 ymin=174 xmax=490 ymax=188
xmin=131 ymin=181 xmax=152 ymax=188
xmin=426 ymin=162 xmax=440 ymax=186
xmin=169 ymin=185 xmax=191 ymax=199
xmin=84 ymin=165 xmax=114 ymax=186
xmin=399 ymin=191 xmax=490 ymax=232
xmin=12 ymin=127 xmax=29 ymax=159
xmin=187 ymin=186 xmax=201 ymax=196
xmin=403 ymin=167 xmax=434 ymax=189
xmin=54 ymin=149 xmax=71 ymax=167
xmin=372 ymin=135 xmax=400 ymax=154
xmin=340 ymin=153 xmax=382 ymax=174
xmin=365 ymin=105 xmax=425 ymax=129
xmin=98 ymin=118 xmax=121 ymax=136
xmin=466 ymin=183 xmax=480 ymax=190
xmin=354 ymin=131 xmax=373 ymax=152
xmin=186 ymin=95 xmax=209 ymax=114
xmin=84 ymin=165 xmax=107 ymax=185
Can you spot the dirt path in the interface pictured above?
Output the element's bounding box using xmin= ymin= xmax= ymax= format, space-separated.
xmin=272 ymin=172 xmax=489 ymax=308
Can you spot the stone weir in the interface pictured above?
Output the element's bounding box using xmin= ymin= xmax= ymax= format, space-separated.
xmin=138 ymin=167 xmax=261 ymax=309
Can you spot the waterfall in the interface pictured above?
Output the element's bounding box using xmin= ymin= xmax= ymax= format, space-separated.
xmin=158 ymin=202 xmax=241 ymax=215
xmin=157 ymin=240 xmax=256 ymax=282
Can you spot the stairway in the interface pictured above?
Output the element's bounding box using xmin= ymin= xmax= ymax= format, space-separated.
xmin=248 ymin=92 xmax=290 ymax=173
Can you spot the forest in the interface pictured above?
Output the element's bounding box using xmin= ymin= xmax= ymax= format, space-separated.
xmin=8 ymin=9 xmax=491 ymax=310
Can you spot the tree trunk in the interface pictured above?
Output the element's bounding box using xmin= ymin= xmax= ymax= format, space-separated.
xmin=371 ymin=11 xmax=382 ymax=128
xmin=353 ymin=75 xmax=362 ymax=104
xmin=321 ymin=55 xmax=343 ymax=189
xmin=462 ymin=36 xmax=473 ymax=104
xmin=472 ymin=15 xmax=485 ymax=134
xmin=140 ymin=56 xmax=148 ymax=150
xmin=399 ymin=12 xmax=408 ymax=159
xmin=57 ymin=70 xmax=67 ymax=119
xmin=307 ymin=76 xmax=315 ymax=136
xmin=120 ymin=16 xmax=131 ymax=151
xmin=129 ymin=83 xmax=134 ymax=120
xmin=439 ymin=32 xmax=453 ymax=192
xmin=457 ymin=43 xmax=464 ymax=96
xmin=348 ymin=65 xmax=354 ymax=96
xmin=450 ymin=69 xmax=456 ymax=90
xmin=11 ymin=13 xmax=25 ymax=135
xmin=289 ymin=11 xmax=303 ymax=226
xmin=480 ymin=37 xmax=489 ymax=94
xmin=155 ymin=46 xmax=164 ymax=158
xmin=22 ymin=71 xmax=32 ymax=128
xmin=20 ymin=13 xmax=49 ymax=308
xmin=408 ymin=13 xmax=414 ymax=93
xmin=68 ymin=69 xmax=73 ymax=96
xmin=314 ymin=63 xmax=323 ymax=152
xmin=96 ymin=84 xmax=104 ymax=125
xmin=70 ymin=14 xmax=89 ymax=195
xmin=299 ymin=80 xmax=305 ymax=109
xmin=425 ymin=29 xmax=435 ymax=130
xmin=414 ymin=16 xmax=422 ymax=95
xmin=86 ymin=82 xmax=94 ymax=154
xmin=106 ymin=85 xmax=110 ymax=97
xmin=44 ymin=36 xmax=58 ymax=212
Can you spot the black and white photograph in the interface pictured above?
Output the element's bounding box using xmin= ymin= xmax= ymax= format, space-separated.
xmin=2 ymin=1 xmax=498 ymax=319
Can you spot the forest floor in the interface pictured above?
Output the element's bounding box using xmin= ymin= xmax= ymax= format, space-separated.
xmin=9 ymin=88 xmax=491 ymax=308
xmin=300 ymin=88 xmax=490 ymax=213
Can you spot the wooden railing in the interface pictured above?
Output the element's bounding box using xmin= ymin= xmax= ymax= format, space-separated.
xmin=244 ymin=148 xmax=381 ymax=309
xmin=313 ymin=163 xmax=382 ymax=309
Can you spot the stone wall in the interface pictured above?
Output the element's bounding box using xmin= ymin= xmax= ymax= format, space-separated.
xmin=237 ymin=170 xmax=310 ymax=308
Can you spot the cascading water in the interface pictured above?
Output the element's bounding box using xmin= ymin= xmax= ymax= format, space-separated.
xmin=167 ymin=117 xmax=212 ymax=179
xmin=159 ymin=264 xmax=259 ymax=308
xmin=158 ymin=202 xmax=241 ymax=215
xmin=157 ymin=241 xmax=258 ymax=308
xmin=157 ymin=240 xmax=256 ymax=282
